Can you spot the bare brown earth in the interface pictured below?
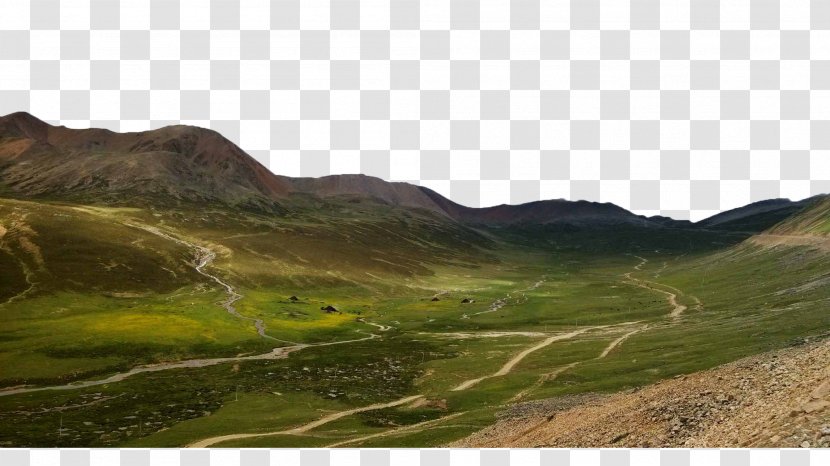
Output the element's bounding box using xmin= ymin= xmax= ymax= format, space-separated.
xmin=454 ymin=337 xmax=830 ymax=448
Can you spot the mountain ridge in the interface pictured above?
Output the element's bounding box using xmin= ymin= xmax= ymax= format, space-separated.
xmin=0 ymin=112 xmax=822 ymax=229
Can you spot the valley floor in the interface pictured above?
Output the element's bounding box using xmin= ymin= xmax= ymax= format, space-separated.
xmin=454 ymin=336 xmax=830 ymax=448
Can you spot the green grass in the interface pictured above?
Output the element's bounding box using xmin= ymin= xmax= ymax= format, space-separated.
xmin=1 ymin=195 xmax=829 ymax=447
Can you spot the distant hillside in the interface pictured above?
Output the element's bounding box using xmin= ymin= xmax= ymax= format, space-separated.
xmin=0 ymin=113 xmax=823 ymax=231
xmin=766 ymin=196 xmax=830 ymax=236
xmin=418 ymin=186 xmax=662 ymax=226
xmin=697 ymin=198 xmax=815 ymax=233
xmin=288 ymin=174 xmax=451 ymax=216
xmin=0 ymin=113 xmax=670 ymax=227
xmin=0 ymin=112 xmax=293 ymax=211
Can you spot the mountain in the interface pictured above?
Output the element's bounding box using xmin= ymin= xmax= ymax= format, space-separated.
xmin=418 ymin=187 xmax=659 ymax=226
xmin=0 ymin=112 xmax=819 ymax=230
xmin=0 ymin=112 xmax=293 ymax=210
xmin=0 ymin=113 xmax=669 ymax=227
xmin=696 ymin=197 xmax=817 ymax=232
xmin=288 ymin=174 xmax=451 ymax=215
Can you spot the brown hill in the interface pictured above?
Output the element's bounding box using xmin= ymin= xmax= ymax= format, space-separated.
xmin=0 ymin=113 xmax=686 ymax=227
xmin=0 ymin=112 xmax=293 ymax=209
xmin=419 ymin=186 xmax=645 ymax=226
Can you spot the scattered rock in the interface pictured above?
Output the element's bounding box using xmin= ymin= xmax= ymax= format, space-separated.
xmin=811 ymin=380 xmax=829 ymax=399
xmin=321 ymin=305 xmax=341 ymax=314
xmin=289 ymin=295 xmax=299 ymax=302
xmin=801 ymin=400 xmax=829 ymax=414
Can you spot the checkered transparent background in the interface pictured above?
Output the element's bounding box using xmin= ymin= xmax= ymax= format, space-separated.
xmin=1 ymin=1 xmax=830 ymax=221
xmin=2 ymin=448 xmax=830 ymax=466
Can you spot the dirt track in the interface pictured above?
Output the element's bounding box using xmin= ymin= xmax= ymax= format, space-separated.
xmin=0 ymin=332 xmax=386 ymax=398
xmin=126 ymin=223 xmax=296 ymax=344
xmin=622 ymin=256 xmax=689 ymax=319
xmin=188 ymin=394 xmax=425 ymax=447
xmin=450 ymin=326 xmax=602 ymax=391
xmin=510 ymin=323 xmax=648 ymax=403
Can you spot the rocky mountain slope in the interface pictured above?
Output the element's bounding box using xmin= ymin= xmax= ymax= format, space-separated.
xmin=454 ymin=336 xmax=830 ymax=448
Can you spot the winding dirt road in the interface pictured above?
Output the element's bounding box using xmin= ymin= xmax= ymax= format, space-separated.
xmin=325 ymin=412 xmax=468 ymax=448
xmin=450 ymin=327 xmax=605 ymax=392
xmin=622 ymin=256 xmax=689 ymax=319
xmin=510 ymin=323 xmax=648 ymax=402
xmin=187 ymin=394 xmax=425 ymax=447
xmin=470 ymin=278 xmax=546 ymax=317
xmin=126 ymin=223 xmax=295 ymax=344
xmin=0 ymin=217 xmax=40 ymax=306
xmin=0 ymin=332 xmax=383 ymax=398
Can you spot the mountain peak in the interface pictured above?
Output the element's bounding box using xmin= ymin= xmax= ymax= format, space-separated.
xmin=0 ymin=113 xmax=293 ymax=209
xmin=0 ymin=111 xmax=51 ymax=142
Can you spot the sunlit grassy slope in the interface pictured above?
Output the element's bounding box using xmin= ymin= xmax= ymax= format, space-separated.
xmin=770 ymin=196 xmax=830 ymax=235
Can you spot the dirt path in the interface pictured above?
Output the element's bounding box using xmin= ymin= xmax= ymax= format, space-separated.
xmin=450 ymin=326 xmax=608 ymax=392
xmin=510 ymin=363 xmax=581 ymax=403
xmin=362 ymin=321 xmax=393 ymax=332
xmin=0 ymin=216 xmax=41 ymax=306
xmin=125 ymin=223 xmax=296 ymax=345
xmin=185 ymin=325 xmax=611 ymax=447
xmin=325 ymin=412 xmax=467 ymax=448
xmin=0 ymin=331 xmax=380 ymax=398
xmin=469 ymin=277 xmax=546 ymax=317
xmin=510 ymin=324 xmax=648 ymax=403
xmin=418 ymin=331 xmax=547 ymax=339
xmin=598 ymin=326 xmax=648 ymax=358
xmin=187 ymin=394 xmax=425 ymax=447
xmin=622 ymin=256 xmax=689 ymax=319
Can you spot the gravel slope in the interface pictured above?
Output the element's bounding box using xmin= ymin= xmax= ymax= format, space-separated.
xmin=454 ymin=336 xmax=830 ymax=448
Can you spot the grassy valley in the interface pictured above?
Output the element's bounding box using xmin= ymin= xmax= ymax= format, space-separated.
xmin=0 ymin=114 xmax=828 ymax=447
